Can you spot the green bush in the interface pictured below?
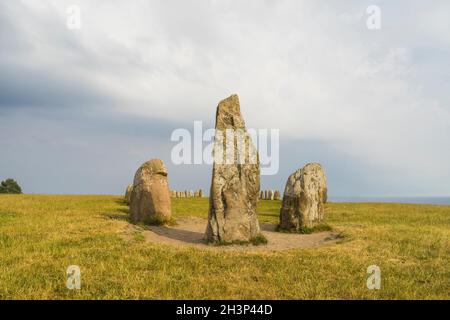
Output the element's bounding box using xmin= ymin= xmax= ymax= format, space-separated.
xmin=0 ymin=179 xmax=22 ymax=194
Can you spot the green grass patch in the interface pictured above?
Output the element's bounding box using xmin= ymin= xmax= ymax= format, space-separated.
xmin=277 ymin=223 xmax=333 ymax=234
xmin=209 ymin=233 xmax=268 ymax=247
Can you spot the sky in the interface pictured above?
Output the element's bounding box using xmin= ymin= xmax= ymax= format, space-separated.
xmin=1 ymin=0 xmax=449 ymax=196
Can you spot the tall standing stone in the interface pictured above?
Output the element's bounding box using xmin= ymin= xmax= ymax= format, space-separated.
xmin=199 ymin=189 xmax=203 ymax=198
xmin=205 ymin=94 xmax=261 ymax=242
xmin=130 ymin=159 xmax=172 ymax=224
xmin=279 ymin=163 xmax=327 ymax=231
xmin=273 ymin=190 xmax=281 ymax=201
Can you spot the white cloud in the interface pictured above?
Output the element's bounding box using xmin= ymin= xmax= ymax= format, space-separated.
xmin=2 ymin=0 xmax=450 ymax=195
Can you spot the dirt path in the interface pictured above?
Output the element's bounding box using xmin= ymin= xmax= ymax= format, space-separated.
xmin=127 ymin=217 xmax=341 ymax=252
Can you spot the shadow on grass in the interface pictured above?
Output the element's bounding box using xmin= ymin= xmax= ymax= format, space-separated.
xmin=114 ymin=198 xmax=128 ymax=205
xmin=103 ymin=207 xmax=130 ymax=222
xmin=145 ymin=225 xmax=205 ymax=245
xmin=257 ymin=213 xmax=279 ymax=221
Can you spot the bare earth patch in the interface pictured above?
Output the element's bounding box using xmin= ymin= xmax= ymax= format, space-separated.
xmin=126 ymin=217 xmax=341 ymax=251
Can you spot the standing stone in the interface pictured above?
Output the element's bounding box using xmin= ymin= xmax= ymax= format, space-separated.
xmin=205 ymin=94 xmax=261 ymax=242
xmin=130 ymin=159 xmax=172 ymax=224
xmin=124 ymin=184 xmax=133 ymax=205
xmin=274 ymin=190 xmax=281 ymax=201
xmin=279 ymin=163 xmax=327 ymax=231
xmin=260 ymin=191 xmax=264 ymax=200
xmin=268 ymin=190 xmax=274 ymax=200
xmin=199 ymin=189 xmax=203 ymax=198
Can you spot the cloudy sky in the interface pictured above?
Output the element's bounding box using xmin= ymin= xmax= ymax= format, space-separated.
xmin=1 ymin=0 xmax=449 ymax=196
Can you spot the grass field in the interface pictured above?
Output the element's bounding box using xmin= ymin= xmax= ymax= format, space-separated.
xmin=0 ymin=195 xmax=449 ymax=299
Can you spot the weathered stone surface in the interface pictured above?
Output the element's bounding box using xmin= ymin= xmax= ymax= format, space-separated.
xmin=279 ymin=163 xmax=327 ymax=230
xmin=124 ymin=184 xmax=133 ymax=205
xmin=205 ymin=94 xmax=261 ymax=242
xmin=130 ymin=159 xmax=172 ymax=224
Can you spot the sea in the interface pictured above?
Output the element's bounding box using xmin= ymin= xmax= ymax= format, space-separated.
xmin=329 ymin=197 xmax=450 ymax=205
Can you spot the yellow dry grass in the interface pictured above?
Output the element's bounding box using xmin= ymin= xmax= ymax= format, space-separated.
xmin=0 ymin=195 xmax=449 ymax=299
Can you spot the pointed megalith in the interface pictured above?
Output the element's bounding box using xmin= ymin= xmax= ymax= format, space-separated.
xmin=279 ymin=163 xmax=327 ymax=231
xmin=205 ymin=94 xmax=261 ymax=243
xmin=130 ymin=159 xmax=172 ymax=224
xmin=273 ymin=190 xmax=281 ymax=201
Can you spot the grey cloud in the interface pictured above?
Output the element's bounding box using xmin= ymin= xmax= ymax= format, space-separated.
xmin=0 ymin=110 xmax=392 ymax=196
xmin=0 ymin=62 xmax=117 ymax=109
